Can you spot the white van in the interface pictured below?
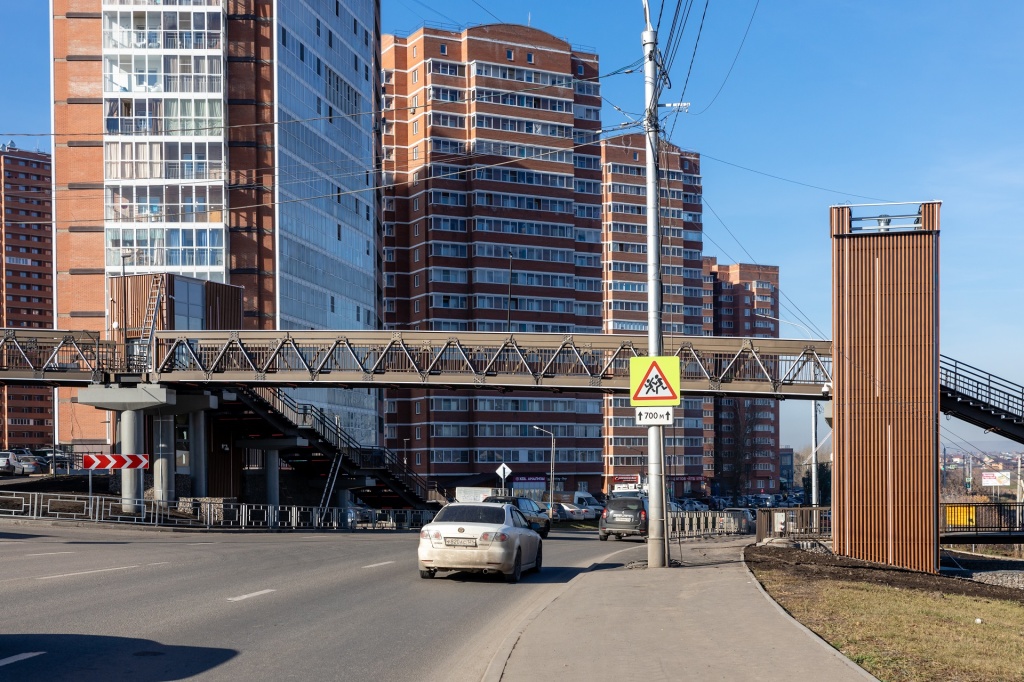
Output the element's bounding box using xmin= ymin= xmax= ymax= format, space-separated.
xmin=573 ymin=492 xmax=604 ymax=515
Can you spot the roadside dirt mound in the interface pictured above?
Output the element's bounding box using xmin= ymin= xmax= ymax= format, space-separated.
xmin=745 ymin=544 xmax=1024 ymax=603
xmin=0 ymin=474 xmax=111 ymax=495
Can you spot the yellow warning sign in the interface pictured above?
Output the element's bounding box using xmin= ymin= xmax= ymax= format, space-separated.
xmin=629 ymin=356 xmax=681 ymax=407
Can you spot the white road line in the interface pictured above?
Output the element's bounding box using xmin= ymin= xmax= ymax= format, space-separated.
xmin=37 ymin=565 xmax=139 ymax=580
xmin=227 ymin=589 xmax=276 ymax=602
xmin=147 ymin=562 xmax=169 ymax=566
xmin=362 ymin=561 xmax=395 ymax=569
xmin=187 ymin=542 xmax=215 ymax=545
xmin=25 ymin=551 xmax=75 ymax=557
xmin=0 ymin=652 xmax=45 ymax=668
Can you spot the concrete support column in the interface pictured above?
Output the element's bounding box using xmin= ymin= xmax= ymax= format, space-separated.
xmin=152 ymin=416 xmax=174 ymax=506
xmin=266 ymin=450 xmax=279 ymax=527
xmin=190 ymin=410 xmax=208 ymax=497
xmin=121 ymin=409 xmax=140 ymax=513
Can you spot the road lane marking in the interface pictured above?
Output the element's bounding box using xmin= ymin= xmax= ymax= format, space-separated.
xmin=0 ymin=652 xmax=45 ymax=668
xmin=37 ymin=565 xmax=139 ymax=580
xmin=362 ymin=561 xmax=395 ymax=569
xmin=227 ymin=589 xmax=276 ymax=602
xmin=187 ymin=542 xmax=215 ymax=545
xmin=147 ymin=562 xmax=169 ymax=566
xmin=26 ymin=551 xmax=75 ymax=557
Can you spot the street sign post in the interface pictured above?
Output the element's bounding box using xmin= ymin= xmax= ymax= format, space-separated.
xmin=82 ymin=454 xmax=150 ymax=470
xmin=496 ymin=462 xmax=512 ymax=491
xmin=635 ymin=407 xmax=673 ymax=426
xmin=629 ymin=357 xmax=681 ymax=407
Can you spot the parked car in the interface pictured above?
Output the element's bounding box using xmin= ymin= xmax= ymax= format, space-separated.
xmin=0 ymin=452 xmax=13 ymax=476
xmin=11 ymin=453 xmax=39 ymax=475
xmin=720 ymin=508 xmax=757 ymax=534
xmin=599 ymin=496 xmax=650 ymax=541
xmin=557 ymin=502 xmax=589 ymax=521
xmin=30 ymin=456 xmax=50 ymax=475
xmin=482 ymin=496 xmax=551 ymax=538
xmin=540 ymin=502 xmax=570 ymax=522
xmin=417 ymin=502 xmax=542 ymax=583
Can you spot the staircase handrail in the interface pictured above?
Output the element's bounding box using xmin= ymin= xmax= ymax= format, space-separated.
xmin=940 ymin=355 xmax=1024 ymax=417
xmin=246 ymin=386 xmax=431 ymax=500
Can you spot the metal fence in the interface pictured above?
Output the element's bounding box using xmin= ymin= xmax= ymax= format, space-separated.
xmin=667 ymin=510 xmax=754 ymax=538
xmin=755 ymin=507 xmax=833 ymax=542
xmin=0 ymin=490 xmax=435 ymax=532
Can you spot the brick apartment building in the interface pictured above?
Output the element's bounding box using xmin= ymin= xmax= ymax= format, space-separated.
xmin=599 ymin=134 xmax=707 ymax=497
xmin=50 ymin=0 xmax=383 ymax=450
xmin=380 ymin=24 xmax=605 ymax=495
xmin=0 ymin=144 xmax=54 ymax=450
xmin=703 ymin=257 xmax=781 ymax=495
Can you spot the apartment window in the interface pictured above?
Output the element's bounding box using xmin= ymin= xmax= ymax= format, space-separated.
xmin=415 ymin=402 xmax=422 ymax=415
xmin=506 ymin=49 xmax=514 ymax=61
xmin=412 ymin=120 xmax=419 ymax=135
xmin=414 ymin=300 xmax=420 ymax=313
xmin=415 ymin=426 xmax=422 ymax=439
xmin=440 ymin=43 xmax=448 ymax=55
xmin=412 ymin=69 xmax=419 ymax=84
xmin=414 ymin=274 xmax=420 ymax=287
xmin=633 ymin=152 xmax=639 ymax=161
xmin=412 ymin=146 xmax=418 ymax=160
xmin=577 ymin=64 xmax=584 ymax=75
xmin=413 ymin=198 xmax=419 ymax=211
xmin=412 ymin=45 xmax=417 ymax=57
xmin=413 ymin=248 xmax=420 ymax=262
xmin=526 ymin=52 xmax=534 ymax=64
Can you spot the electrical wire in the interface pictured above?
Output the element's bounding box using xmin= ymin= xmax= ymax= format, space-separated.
xmin=689 ymin=0 xmax=759 ymax=116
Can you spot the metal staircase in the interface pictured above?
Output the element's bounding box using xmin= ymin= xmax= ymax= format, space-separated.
xmin=234 ymin=386 xmax=434 ymax=509
xmin=940 ymin=355 xmax=1024 ymax=444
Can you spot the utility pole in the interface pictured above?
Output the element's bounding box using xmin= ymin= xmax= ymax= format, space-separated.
xmin=811 ymin=401 xmax=818 ymax=506
xmin=641 ymin=0 xmax=666 ymax=568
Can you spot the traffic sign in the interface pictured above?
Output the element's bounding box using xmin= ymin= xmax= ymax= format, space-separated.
xmin=495 ymin=463 xmax=512 ymax=479
xmin=629 ymin=356 xmax=681 ymax=406
xmin=82 ymin=454 xmax=150 ymax=470
xmin=635 ymin=407 xmax=673 ymax=426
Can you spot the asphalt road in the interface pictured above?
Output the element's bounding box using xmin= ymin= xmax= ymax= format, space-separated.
xmin=0 ymin=522 xmax=635 ymax=681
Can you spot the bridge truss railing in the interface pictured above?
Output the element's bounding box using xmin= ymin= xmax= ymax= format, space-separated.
xmin=150 ymin=330 xmax=833 ymax=396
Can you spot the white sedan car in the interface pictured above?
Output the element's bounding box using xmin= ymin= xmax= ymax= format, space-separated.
xmin=418 ymin=503 xmax=542 ymax=583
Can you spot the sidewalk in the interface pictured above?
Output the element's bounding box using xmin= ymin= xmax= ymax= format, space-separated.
xmin=492 ymin=536 xmax=876 ymax=682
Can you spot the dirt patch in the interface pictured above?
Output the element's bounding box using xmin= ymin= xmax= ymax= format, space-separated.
xmin=746 ymin=545 xmax=1024 ymax=603
xmin=747 ymin=545 xmax=1024 ymax=682
xmin=0 ymin=475 xmax=112 ymax=495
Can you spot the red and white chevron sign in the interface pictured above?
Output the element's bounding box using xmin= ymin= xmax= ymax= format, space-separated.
xmin=82 ymin=454 xmax=150 ymax=470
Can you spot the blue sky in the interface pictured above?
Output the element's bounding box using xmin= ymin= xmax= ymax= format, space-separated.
xmin=3 ymin=1 xmax=1023 ymax=454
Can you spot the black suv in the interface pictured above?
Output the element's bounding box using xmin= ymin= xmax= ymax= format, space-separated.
xmin=599 ymin=496 xmax=649 ymax=541
xmin=482 ymin=496 xmax=551 ymax=538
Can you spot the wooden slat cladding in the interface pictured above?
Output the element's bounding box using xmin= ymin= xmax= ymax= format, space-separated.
xmin=831 ymin=203 xmax=941 ymax=573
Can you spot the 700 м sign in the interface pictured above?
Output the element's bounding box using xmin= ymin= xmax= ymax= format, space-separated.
xmin=635 ymin=407 xmax=673 ymax=426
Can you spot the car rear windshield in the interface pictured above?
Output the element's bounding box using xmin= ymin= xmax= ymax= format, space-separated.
xmin=608 ymin=499 xmax=643 ymax=511
xmin=434 ymin=505 xmax=506 ymax=525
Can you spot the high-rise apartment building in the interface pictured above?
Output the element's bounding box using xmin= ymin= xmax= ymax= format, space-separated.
xmin=0 ymin=144 xmax=54 ymax=450
xmin=600 ymin=134 xmax=706 ymax=497
xmin=380 ymin=24 xmax=605 ymax=495
xmin=51 ymin=0 xmax=383 ymax=450
xmin=703 ymin=257 xmax=781 ymax=494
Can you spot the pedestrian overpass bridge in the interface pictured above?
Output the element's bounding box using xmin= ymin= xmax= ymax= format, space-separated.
xmin=1 ymin=328 xmax=1021 ymax=443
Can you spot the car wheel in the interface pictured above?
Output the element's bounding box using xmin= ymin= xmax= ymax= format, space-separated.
xmin=505 ymin=550 xmax=522 ymax=584
xmin=533 ymin=542 xmax=542 ymax=573
xmin=598 ymin=532 xmax=608 ymax=541
xmin=539 ymin=521 xmax=550 ymax=539
xmin=419 ymin=569 xmax=435 ymax=579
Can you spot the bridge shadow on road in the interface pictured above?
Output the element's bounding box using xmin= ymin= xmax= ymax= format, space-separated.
xmin=0 ymin=634 xmax=237 ymax=681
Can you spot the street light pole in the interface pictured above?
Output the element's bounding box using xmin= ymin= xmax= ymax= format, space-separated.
xmin=506 ymin=248 xmax=513 ymax=334
xmin=534 ymin=426 xmax=556 ymax=520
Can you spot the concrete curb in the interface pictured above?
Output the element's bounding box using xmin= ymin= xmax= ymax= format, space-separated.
xmin=741 ymin=545 xmax=880 ymax=682
xmin=0 ymin=517 xmax=209 ymax=533
xmin=481 ymin=544 xmax=638 ymax=682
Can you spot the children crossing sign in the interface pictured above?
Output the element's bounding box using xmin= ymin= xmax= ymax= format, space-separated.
xmin=629 ymin=356 xmax=681 ymax=407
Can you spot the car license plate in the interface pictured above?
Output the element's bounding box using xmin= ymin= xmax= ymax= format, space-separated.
xmin=444 ymin=537 xmax=477 ymax=547
xmin=615 ymin=514 xmax=633 ymax=521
